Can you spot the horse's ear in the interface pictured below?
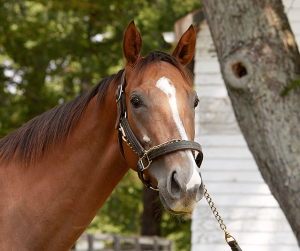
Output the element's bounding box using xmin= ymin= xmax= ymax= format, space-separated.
xmin=123 ymin=21 xmax=142 ymax=65
xmin=172 ymin=25 xmax=196 ymax=66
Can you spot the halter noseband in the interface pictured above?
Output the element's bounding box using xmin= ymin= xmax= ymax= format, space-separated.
xmin=115 ymin=72 xmax=203 ymax=191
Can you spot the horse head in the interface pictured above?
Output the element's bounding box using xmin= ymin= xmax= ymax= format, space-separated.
xmin=120 ymin=21 xmax=204 ymax=214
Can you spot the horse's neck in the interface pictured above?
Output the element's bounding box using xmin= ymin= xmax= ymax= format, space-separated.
xmin=0 ymin=86 xmax=129 ymax=250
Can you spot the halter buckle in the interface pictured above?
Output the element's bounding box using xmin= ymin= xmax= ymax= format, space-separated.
xmin=116 ymin=84 xmax=123 ymax=102
xmin=116 ymin=72 xmax=126 ymax=102
xmin=137 ymin=155 xmax=152 ymax=172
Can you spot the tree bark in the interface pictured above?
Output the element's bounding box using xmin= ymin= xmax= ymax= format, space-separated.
xmin=201 ymin=0 xmax=300 ymax=245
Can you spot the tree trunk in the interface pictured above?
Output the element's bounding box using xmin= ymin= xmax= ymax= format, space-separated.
xmin=141 ymin=187 xmax=161 ymax=236
xmin=141 ymin=188 xmax=161 ymax=250
xmin=201 ymin=0 xmax=300 ymax=245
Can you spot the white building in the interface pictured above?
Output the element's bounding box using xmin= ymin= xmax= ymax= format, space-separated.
xmin=174 ymin=1 xmax=300 ymax=250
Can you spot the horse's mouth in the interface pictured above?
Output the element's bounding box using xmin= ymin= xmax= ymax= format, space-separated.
xmin=158 ymin=178 xmax=204 ymax=215
xmin=159 ymin=193 xmax=187 ymax=215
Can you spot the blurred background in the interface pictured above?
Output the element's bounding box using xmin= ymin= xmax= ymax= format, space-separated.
xmin=0 ymin=0 xmax=201 ymax=250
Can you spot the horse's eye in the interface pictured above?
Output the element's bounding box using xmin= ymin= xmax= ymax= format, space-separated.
xmin=130 ymin=97 xmax=142 ymax=108
xmin=194 ymin=97 xmax=200 ymax=108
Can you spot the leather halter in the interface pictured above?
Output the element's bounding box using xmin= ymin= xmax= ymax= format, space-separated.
xmin=115 ymin=72 xmax=203 ymax=191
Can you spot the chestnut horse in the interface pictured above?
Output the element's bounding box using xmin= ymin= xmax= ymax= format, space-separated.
xmin=0 ymin=21 xmax=203 ymax=250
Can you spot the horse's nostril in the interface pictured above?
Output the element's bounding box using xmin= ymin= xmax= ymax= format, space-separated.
xmin=171 ymin=172 xmax=181 ymax=198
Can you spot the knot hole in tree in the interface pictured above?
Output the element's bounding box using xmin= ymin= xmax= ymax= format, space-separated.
xmin=232 ymin=62 xmax=247 ymax=78
xmin=224 ymin=55 xmax=253 ymax=90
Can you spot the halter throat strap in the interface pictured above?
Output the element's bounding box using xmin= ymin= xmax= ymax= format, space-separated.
xmin=115 ymin=72 xmax=203 ymax=190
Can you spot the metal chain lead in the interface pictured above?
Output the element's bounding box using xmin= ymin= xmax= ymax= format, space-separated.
xmin=119 ymin=124 xmax=137 ymax=154
xmin=140 ymin=139 xmax=181 ymax=160
xmin=203 ymin=184 xmax=238 ymax=245
xmin=119 ymin=124 xmax=181 ymax=158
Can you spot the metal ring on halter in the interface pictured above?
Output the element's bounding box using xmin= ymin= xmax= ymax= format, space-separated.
xmin=137 ymin=155 xmax=153 ymax=172
xmin=139 ymin=170 xmax=159 ymax=191
xmin=149 ymin=184 xmax=159 ymax=191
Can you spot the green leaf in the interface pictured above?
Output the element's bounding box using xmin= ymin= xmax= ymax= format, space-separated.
xmin=280 ymin=79 xmax=300 ymax=96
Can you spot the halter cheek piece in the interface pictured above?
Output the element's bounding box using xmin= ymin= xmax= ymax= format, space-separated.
xmin=115 ymin=72 xmax=203 ymax=191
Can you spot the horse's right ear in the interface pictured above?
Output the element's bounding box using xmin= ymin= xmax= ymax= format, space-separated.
xmin=123 ymin=21 xmax=142 ymax=66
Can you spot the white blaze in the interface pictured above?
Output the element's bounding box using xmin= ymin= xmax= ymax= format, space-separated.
xmin=156 ymin=77 xmax=201 ymax=189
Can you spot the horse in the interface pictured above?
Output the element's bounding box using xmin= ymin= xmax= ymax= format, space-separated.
xmin=0 ymin=21 xmax=204 ymax=250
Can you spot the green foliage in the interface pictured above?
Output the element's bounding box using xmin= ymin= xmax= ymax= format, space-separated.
xmin=0 ymin=0 xmax=201 ymax=249
xmin=280 ymin=78 xmax=300 ymax=96
xmin=161 ymin=213 xmax=192 ymax=251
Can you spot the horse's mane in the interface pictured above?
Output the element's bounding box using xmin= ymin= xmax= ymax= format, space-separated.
xmin=0 ymin=51 xmax=192 ymax=165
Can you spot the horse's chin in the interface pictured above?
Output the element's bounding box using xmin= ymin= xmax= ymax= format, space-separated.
xmin=159 ymin=194 xmax=186 ymax=215
xmin=159 ymin=191 xmax=197 ymax=215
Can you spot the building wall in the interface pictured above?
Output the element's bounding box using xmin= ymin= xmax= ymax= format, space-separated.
xmin=191 ymin=1 xmax=300 ymax=250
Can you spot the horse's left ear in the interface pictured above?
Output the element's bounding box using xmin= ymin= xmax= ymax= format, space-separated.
xmin=123 ymin=20 xmax=143 ymax=65
xmin=172 ymin=25 xmax=196 ymax=66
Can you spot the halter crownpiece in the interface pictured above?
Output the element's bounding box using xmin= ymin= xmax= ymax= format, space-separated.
xmin=115 ymin=71 xmax=203 ymax=191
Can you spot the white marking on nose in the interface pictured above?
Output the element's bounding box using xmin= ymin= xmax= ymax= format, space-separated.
xmin=156 ymin=77 xmax=201 ymax=189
